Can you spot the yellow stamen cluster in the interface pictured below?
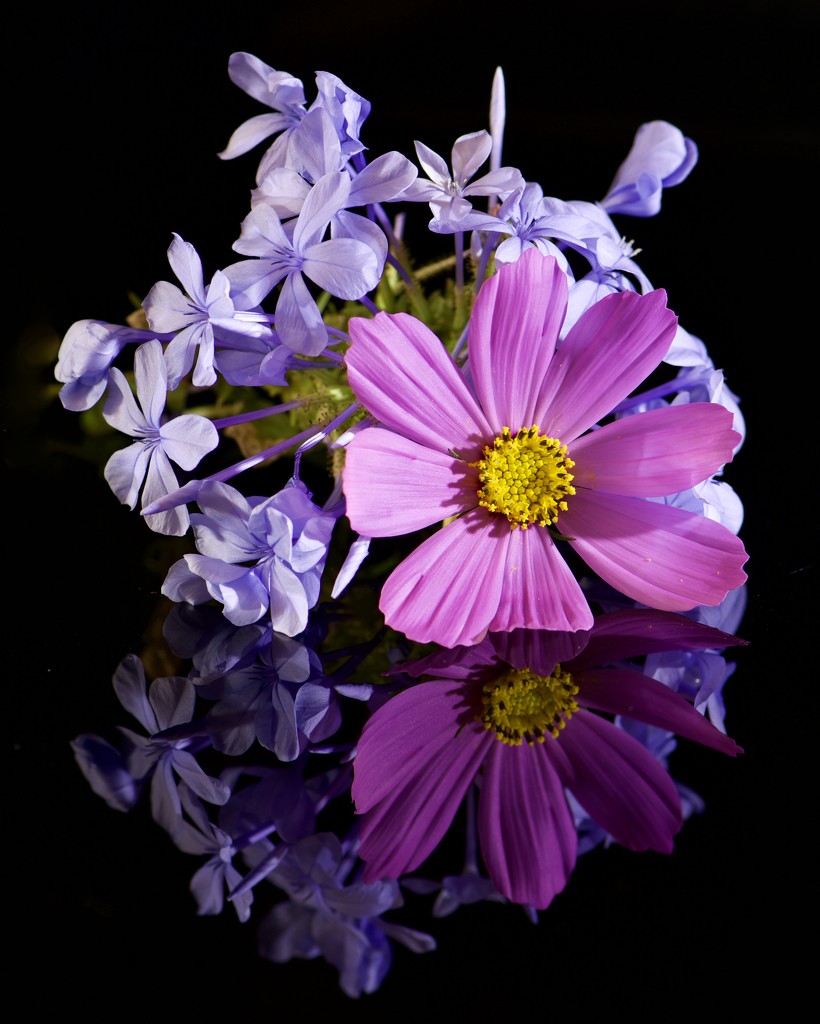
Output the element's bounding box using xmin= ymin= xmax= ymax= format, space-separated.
xmin=471 ymin=426 xmax=575 ymax=529
xmin=481 ymin=666 xmax=580 ymax=746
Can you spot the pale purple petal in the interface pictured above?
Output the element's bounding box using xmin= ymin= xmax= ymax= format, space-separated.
xmin=345 ymin=312 xmax=491 ymax=457
xmin=166 ymin=234 xmax=207 ymax=306
xmin=143 ymin=279 xmax=199 ymax=333
xmin=292 ymin=171 xmax=350 ymax=249
xmin=102 ymin=366 xmax=149 ymax=437
xmin=330 ymin=534 xmax=371 ymax=598
xmin=343 ymin=428 xmax=473 ymax=537
xmin=302 ymin=237 xmax=381 ymax=298
xmin=265 ymin=558 xmax=310 ymax=636
xmin=348 ymin=151 xmax=418 ymax=204
xmin=562 ymin=489 xmax=749 ymax=610
xmin=478 ymin=741 xmax=576 ymax=909
xmin=133 ymin=339 xmax=170 ymax=427
xmin=160 ymin=414 xmax=219 ymax=471
xmin=219 ymin=111 xmax=295 ymax=159
xmin=141 ymin=449 xmax=189 ymax=536
xmin=451 ymin=131 xmax=492 ymax=183
xmin=275 ymin=272 xmax=327 ymax=355
xmin=570 ymin=403 xmax=740 ymax=497
xmin=161 ymin=558 xmax=212 ymax=605
xmin=104 ymin=442 xmax=152 ymax=508
xmin=184 ymin=555 xmax=269 ymax=625
xmin=170 ymin=750 xmax=230 ymax=804
xmin=413 ymin=141 xmax=450 ymax=186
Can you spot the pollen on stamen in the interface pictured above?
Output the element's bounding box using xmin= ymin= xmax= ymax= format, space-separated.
xmin=469 ymin=425 xmax=576 ymax=529
xmin=480 ymin=666 xmax=580 ymax=746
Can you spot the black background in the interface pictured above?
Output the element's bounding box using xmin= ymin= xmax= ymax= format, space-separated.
xmin=7 ymin=1 xmax=816 ymax=1013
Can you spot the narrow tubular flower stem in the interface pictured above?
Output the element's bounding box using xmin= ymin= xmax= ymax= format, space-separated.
xmin=211 ymin=398 xmax=314 ymax=430
xmin=454 ymin=230 xmax=465 ymax=296
xmin=141 ymin=419 xmax=338 ymax=515
xmin=293 ymin=399 xmax=361 ymax=479
xmin=474 ymin=231 xmax=500 ymax=294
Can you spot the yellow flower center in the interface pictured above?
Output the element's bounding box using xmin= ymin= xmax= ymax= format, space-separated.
xmin=470 ymin=426 xmax=575 ymax=529
xmin=480 ymin=666 xmax=580 ymax=746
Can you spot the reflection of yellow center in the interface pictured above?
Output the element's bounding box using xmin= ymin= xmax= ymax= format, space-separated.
xmin=481 ymin=666 xmax=579 ymax=746
xmin=470 ymin=426 xmax=575 ymax=529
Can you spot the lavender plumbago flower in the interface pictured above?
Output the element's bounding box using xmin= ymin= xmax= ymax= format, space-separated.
xmin=218 ymin=53 xmax=371 ymax=186
xmin=161 ymin=478 xmax=338 ymax=636
xmin=102 ymin=339 xmax=219 ymax=536
xmin=217 ymin=53 xmax=308 ymax=165
xmin=402 ymin=130 xmax=523 ymax=230
xmin=257 ymin=833 xmax=435 ymax=998
xmin=142 ymin=233 xmax=280 ymax=389
xmin=601 ymin=120 xmax=698 ymax=217
xmin=54 ymin=318 xmax=172 ymax=412
xmin=226 ymin=171 xmax=384 ymax=355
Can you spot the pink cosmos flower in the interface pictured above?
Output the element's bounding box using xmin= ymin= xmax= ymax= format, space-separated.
xmin=342 ymin=248 xmax=748 ymax=647
xmin=351 ymin=609 xmax=745 ymax=909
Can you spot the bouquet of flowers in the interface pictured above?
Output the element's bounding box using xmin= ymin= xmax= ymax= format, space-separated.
xmin=57 ymin=53 xmax=749 ymax=998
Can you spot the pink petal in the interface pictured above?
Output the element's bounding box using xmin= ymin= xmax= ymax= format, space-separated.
xmin=577 ymin=668 xmax=742 ymax=756
xmin=469 ymin=249 xmax=567 ymax=431
xmin=549 ymin=709 xmax=682 ymax=852
xmin=343 ymin=426 xmax=474 ymax=537
xmin=489 ymin=626 xmax=592 ymax=676
xmin=345 ymin=311 xmax=491 ymax=457
xmin=536 ymin=288 xmax=678 ymax=442
xmin=352 ymin=680 xmax=491 ymax=880
xmin=570 ymin=403 xmax=740 ymax=497
xmin=568 ymin=608 xmax=747 ymax=674
xmin=379 ymin=509 xmax=510 ymax=647
xmin=478 ymin=740 xmax=577 ymax=909
xmin=488 ymin=524 xmax=594 ymax=634
xmin=561 ymin=489 xmax=748 ymax=610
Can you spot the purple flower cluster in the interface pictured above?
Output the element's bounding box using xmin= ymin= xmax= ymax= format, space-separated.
xmin=59 ymin=54 xmax=748 ymax=996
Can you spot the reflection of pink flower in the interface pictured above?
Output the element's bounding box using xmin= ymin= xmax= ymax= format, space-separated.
xmin=342 ymin=249 xmax=747 ymax=648
xmin=352 ymin=610 xmax=744 ymax=910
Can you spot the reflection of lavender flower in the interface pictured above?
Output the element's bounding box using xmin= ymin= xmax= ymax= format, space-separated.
xmin=258 ymin=833 xmax=434 ymax=998
xmin=72 ymin=655 xmax=230 ymax=837
xmin=195 ymin=629 xmax=370 ymax=761
xmin=172 ymin=781 xmax=254 ymax=922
